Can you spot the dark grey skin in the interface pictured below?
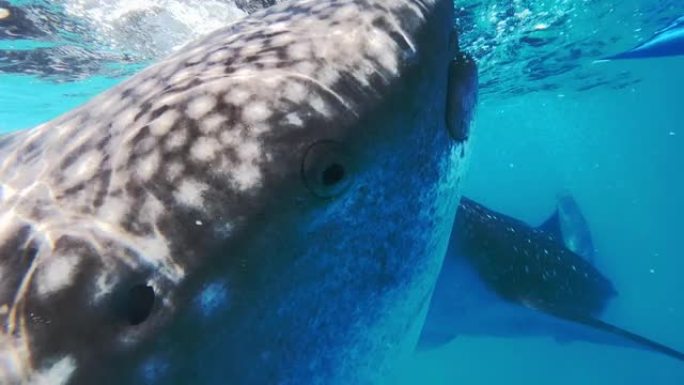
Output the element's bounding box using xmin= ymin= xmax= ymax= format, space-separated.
xmin=421 ymin=197 xmax=684 ymax=362
xmin=0 ymin=0 xmax=477 ymax=384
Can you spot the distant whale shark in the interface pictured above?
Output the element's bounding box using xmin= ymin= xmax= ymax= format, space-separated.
xmin=421 ymin=195 xmax=684 ymax=362
xmin=602 ymin=16 xmax=684 ymax=60
xmin=0 ymin=0 xmax=478 ymax=384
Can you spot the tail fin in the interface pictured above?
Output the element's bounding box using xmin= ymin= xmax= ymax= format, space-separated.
xmin=553 ymin=309 xmax=684 ymax=362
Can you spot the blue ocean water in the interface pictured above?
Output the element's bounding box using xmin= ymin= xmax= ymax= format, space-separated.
xmin=1 ymin=0 xmax=683 ymax=384
xmin=396 ymin=57 xmax=684 ymax=384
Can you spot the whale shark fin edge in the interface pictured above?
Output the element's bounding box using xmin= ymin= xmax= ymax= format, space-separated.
xmin=553 ymin=309 xmax=684 ymax=363
xmin=654 ymin=15 xmax=684 ymax=36
xmin=538 ymin=208 xmax=562 ymax=239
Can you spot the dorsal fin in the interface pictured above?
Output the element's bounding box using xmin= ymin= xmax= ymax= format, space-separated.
xmin=538 ymin=194 xmax=596 ymax=262
xmin=538 ymin=208 xmax=563 ymax=239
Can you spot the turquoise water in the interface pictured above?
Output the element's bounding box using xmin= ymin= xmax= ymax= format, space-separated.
xmin=1 ymin=0 xmax=684 ymax=384
xmin=398 ymin=57 xmax=684 ymax=384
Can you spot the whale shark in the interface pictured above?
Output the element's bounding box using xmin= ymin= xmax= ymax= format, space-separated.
xmin=420 ymin=196 xmax=684 ymax=362
xmin=602 ymin=16 xmax=684 ymax=60
xmin=0 ymin=0 xmax=478 ymax=384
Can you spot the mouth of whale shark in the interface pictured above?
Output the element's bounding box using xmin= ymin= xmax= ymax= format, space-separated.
xmin=0 ymin=0 xmax=478 ymax=384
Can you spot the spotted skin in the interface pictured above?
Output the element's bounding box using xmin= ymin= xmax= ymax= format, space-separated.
xmin=449 ymin=197 xmax=617 ymax=316
xmin=420 ymin=197 xmax=684 ymax=362
xmin=0 ymin=0 xmax=476 ymax=384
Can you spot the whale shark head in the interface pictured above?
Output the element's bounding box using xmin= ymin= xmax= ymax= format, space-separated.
xmin=0 ymin=0 xmax=477 ymax=384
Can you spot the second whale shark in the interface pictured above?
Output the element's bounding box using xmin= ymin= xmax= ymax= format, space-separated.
xmin=421 ymin=195 xmax=684 ymax=362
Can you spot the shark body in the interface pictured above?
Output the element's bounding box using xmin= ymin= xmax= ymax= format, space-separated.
xmin=0 ymin=0 xmax=477 ymax=384
xmin=421 ymin=196 xmax=684 ymax=362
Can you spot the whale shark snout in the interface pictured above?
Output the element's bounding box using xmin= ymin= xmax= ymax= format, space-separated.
xmin=0 ymin=0 xmax=477 ymax=384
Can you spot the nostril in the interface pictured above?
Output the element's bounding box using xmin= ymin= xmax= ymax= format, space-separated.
xmin=445 ymin=52 xmax=478 ymax=142
xmin=126 ymin=284 xmax=155 ymax=326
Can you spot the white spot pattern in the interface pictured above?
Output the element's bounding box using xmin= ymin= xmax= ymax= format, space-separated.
xmin=36 ymin=255 xmax=80 ymax=297
xmin=0 ymin=0 xmax=445 ymax=382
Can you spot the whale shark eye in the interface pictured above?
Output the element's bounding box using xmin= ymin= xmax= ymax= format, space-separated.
xmin=126 ymin=284 xmax=155 ymax=326
xmin=302 ymin=140 xmax=355 ymax=198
